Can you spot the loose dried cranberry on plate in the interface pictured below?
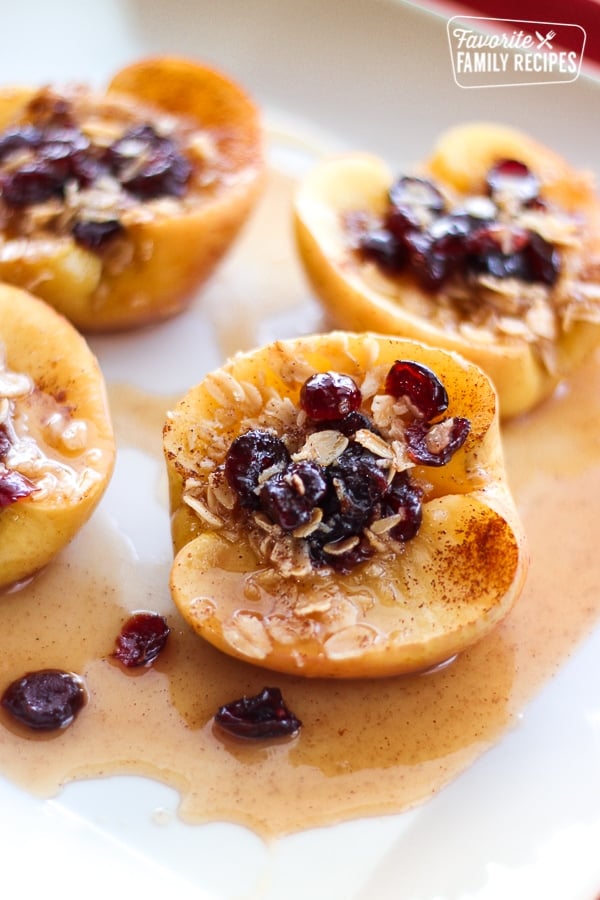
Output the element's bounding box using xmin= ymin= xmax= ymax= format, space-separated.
xmin=215 ymin=686 xmax=302 ymax=739
xmin=113 ymin=611 xmax=170 ymax=668
xmin=1 ymin=669 xmax=86 ymax=731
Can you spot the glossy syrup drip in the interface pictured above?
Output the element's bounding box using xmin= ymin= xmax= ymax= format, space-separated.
xmin=0 ymin=169 xmax=599 ymax=839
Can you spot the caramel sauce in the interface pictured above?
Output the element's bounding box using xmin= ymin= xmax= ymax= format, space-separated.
xmin=1 ymin=166 xmax=599 ymax=839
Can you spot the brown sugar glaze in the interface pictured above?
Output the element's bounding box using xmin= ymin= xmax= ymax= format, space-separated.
xmin=0 ymin=165 xmax=599 ymax=840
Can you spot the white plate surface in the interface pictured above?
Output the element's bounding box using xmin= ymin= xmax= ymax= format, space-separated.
xmin=1 ymin=1 xmax=599 ymax=898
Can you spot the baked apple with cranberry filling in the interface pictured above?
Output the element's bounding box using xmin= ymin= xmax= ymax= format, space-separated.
xmin=0 ymin=56 xmax=264 ymax=331
xmin=163 ymin=332 xmax=528 ymax=678
xmin=0 ymin=284 xmax=114 ymax=589
xmin=294 ymin=123 xmax=600 ymax=417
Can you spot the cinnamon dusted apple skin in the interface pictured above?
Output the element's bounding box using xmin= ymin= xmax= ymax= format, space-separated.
xmin=0 ymin=284 xmax=114 ymax=590
xmin=294 ymin=123 xmax=600 ymax=418
xmin=164 ymin=331 xmax=528 ymax=679
xmin=0 ymin=56 xmax=265 ymax=332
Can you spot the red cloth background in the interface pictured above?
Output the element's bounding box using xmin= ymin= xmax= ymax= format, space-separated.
xmin=451 ymin=0 xmax=600 ymax=67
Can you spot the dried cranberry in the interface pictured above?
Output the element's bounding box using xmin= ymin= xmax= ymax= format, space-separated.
xmin=300 ymin=372 xmax=362 ymax=422
xmin=309 ymin=534 xmax=374 ymax=574
xmin=291 ymin=461 xmax=329 ymax=506
xmin=486 ymin=159 xmax=540 ymax=204
xmin=403 ymin=229 xmax=453 ymax=290
xmin=385 ymin=203 xmax=424 ymax=241
xmin=0 ymin=125 xmax=43 ymax=162
xmin=215 ymin=686 xmax=301 ymax=739
xmin=39 ymin=126 xmax=88 ymax=161
xmin=466 ymin=223 xmax=560 ymax=285
xmin=307 ymin=443 xmax=389 ymax=557
xmin=1 ymin=669 xmax=86 ymax=731
xmin=316 ymin=410 xmax=376 ymax=437
xmin=466 ymin=223 xmax=532 ymax=280
xmin=72 ymin=218 xmax=123 ymax=249
xmin=466 ymin=223 xmax=530 ymax=257
xmin=225 ymin=429 xmax=290 ymax=509
xmin=106 ymin=124 xmax=156 ymax=172
xmin=1 ymin=160 xmax=66 ymax=206
xmin=468 ymin=246 xmax=532 ymax=281
xmin=382 ymin=177 xmax=448 ymax=280
xmin=385 ymin=359 xmax=449 ymax=420
xmin=113 ymin=612 xmax=170 ymax=668
xmin=69 ymin=152 xmax=106 ymax=187
xmin=404 ymin=212 xmax=482 ymax=290
xmin=0 ymin=125 xmax=93 ymax=206
xmin=0 ymin=121 xmax=111 ymax=207
xmin=358 ymin=227 xmax=406 ymax=272
xmin=388 ymin=176 xmax=445 ymax=216
xmin=107 ymin=125 xmax=191 ymax=199
xmin=260 ymin=461 xmax=327 ymax=532
xmin=259 ymin=478 xmax=308 ymax=530
xmin=328 ymin=443 xmax=389 ymax=519
xmin=40 ymin=126 xmax=100 ymax=186
xmin=405 ymin=416 xmax=471 ymax=466
xmin=382 ymin=471 xmax=423 ymax=542
xmin=427 ymin=212 xmax=476 ymax=249
xmin=525 ymin=231 xmax=561 ymax=286
xmin=124 ymin=149 xmax=191 ymax=199
xmin=312 ymin=508 xmax=364 ymax=546
xmin=0 ymin=467 xmax=36 ymax=507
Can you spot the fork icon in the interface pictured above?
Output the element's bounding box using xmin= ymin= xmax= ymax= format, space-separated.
xmin=535 ymin=29 xmax=556 ymax=49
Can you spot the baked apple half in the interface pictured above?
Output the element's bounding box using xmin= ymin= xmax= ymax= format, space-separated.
xmin=164 ymin=332 xmax=528 ymax=678
xmin=0 ymin=56 xmax=264 ymax=331
xmin=0 ymin=284 xmax=114 ymax=589
xmin=294 ymin=123 xmax=600 ymax=417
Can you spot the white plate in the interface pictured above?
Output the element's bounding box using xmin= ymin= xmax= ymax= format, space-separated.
xmin=1 ymin=1 xmax=600 ymax=898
